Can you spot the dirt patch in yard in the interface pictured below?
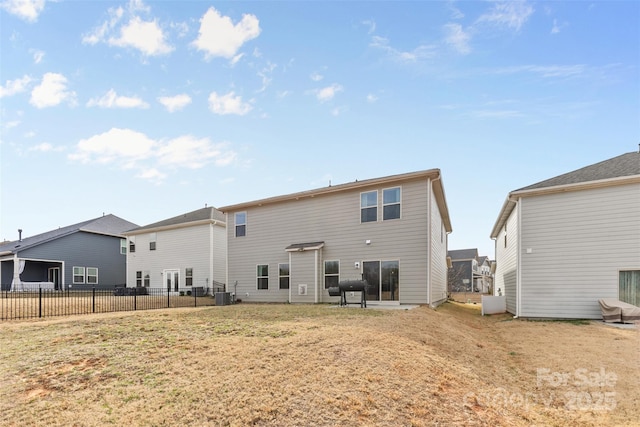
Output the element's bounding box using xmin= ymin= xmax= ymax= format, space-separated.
xmin=0 ymin=302 xmax=637 ymax=426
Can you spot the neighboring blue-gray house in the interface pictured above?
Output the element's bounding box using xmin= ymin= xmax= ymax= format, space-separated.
xmin=0 ymin=214 xmax=138 ymax=291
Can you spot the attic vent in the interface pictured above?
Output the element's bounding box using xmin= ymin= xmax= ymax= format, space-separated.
xmin=298 ymin=284 xmax=308 ymax=296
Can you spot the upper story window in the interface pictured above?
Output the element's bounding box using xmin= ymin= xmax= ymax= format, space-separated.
xmin=361 ymin=191 xmax=378 ymax=223
xmin=149 ymin=232 xmax=157 ymax=251
xmin=383 ymin=187 xmax=401 ymax=220
xmin=235 ymin=212 xmax=247 ymax=237
xmin=120 ymin=239 xmax=127 ymax=255
xmin=129 ymin=236 xmax=136 ymax=253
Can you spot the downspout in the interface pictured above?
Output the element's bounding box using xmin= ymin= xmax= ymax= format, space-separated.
xmin=426 ymin=177 xmax=432 ymax=305
xmin=314 ymin=249 xmax=319 ymax=304
xmin=516 ymin=196 xmax=523 ymax=318
xmin=209 ymin=222 xmax=214 ymax=294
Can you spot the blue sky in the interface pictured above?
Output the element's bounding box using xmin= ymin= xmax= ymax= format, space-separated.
xmin=1 ymin=0 xmax=638 ymax=257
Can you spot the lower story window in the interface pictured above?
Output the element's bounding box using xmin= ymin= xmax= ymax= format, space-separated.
xmin=144 ymin=271 xmax=150 ymax=287
xmin=185 ymin=268 xmax=193 ymax=286
xmin=257 ymin=264 xmax=269 ymax=290
xmin=86 ymin=267 xmax=98 ymax=284
xmin=619 ymin=270 xmax=640 ymax=307
xmin=136 ymin=271 xmax=142 ymax=287
xmin=279 ymin=263 xmax=290 ymax=290
xmin=324 ymin=260 xmax=339 ymax=289
xmin=73 ymin=266 xmax=85 ymax=284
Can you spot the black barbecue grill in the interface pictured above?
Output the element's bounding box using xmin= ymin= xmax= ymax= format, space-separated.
xmin=331 ymin=280 xmax=368 ymax=308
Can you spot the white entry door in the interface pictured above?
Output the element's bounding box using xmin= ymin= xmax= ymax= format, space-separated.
xmin=164 ymin=269 xmax=180 ymax=292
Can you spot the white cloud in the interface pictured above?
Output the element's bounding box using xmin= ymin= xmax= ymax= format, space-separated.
xmin=192 ymin=7 xmax=261 ymax=60
xmin=157 ymin=136 xmax=236 ymax=169
xmin=87 ymin=89 xmax=150 ymax=109
xmin=1 ymin=0 xmax=45 ymax=22
xmin=315 ymin=84 xmax=343 ymax=102
xmin=136 ymin=168 xmax=166 ymax=184
xmin=444 ymin=23 xmax=471 ymax=54
xmin=477 ymin=1 xmax=534 ymax=32
xmin=28 ymin=142 xmax=64 ymax=152
xmin=257 ymin=62 xmax=276 ymax=92
xmin=31 ymin=49 xmax=44 ymax=64
xmin=68 ymin=128 xmax=155 ymax=167
xmin=370 ymin=36 xmax=437 ymax=62
xmin=331 ymin=106 xmax=348 ymax=116
xmin=310 ymin=72 xmax=324 ymax=82
xmin=550 ymin=19 xmax=568 ymax=35
xmin=68 ymin=127 xmax=238 ymax=183
xmin=362 ymin=19 xmax=376 ymax=34
xmin=109 ymin=16 xmax=173 ymax=56
xmin=0 ymin=75 xmax=32 ymax=98
xmin=30 ymin=72 xmax=76 ymax=108
xmin=366 ymin=94 xmax=378 ymax=103
xmin=446 ymin=1 xmax=464 ymax=19
xmin=157 ymin=94 xmax=192 ymax=112
xmin=208 ymin=91 xmax=252 ymax=115
xmin=494 ymin=64 xmax=585 ymax=78
xmin=83 ymin=1 xmax=172 ymax=57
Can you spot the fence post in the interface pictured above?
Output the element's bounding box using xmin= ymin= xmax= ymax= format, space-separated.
xmin=39 ymin=287 xmax=42 ymax=318
xmin=134 ymin=288 xmax=137 ymax=311
xmin=194 ymin=288 xmax=197 ymax=307
xmin=92 ymin=287 xmax=96 ymax=313
xmin=167 ymin=287 xmax=170 ymax=308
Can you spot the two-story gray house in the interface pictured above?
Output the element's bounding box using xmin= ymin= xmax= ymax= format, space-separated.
xmin=219 ymin=169 xmax=452 ymax=306
xmin=491 ymin=151 xmax=640 ymax=319
xmin=0 ymin=214 xmax=138 ymax=291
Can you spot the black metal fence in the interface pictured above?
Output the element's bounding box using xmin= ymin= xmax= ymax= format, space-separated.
xmin=0 ymin=286 xmax=222 ymax=321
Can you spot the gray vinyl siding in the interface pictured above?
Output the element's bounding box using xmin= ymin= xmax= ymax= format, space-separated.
xmin=126 ymin=223 xmax=226 ymax=291
xmin=289 ymin=250 xmax=318 ymax=303
xmin=519 ymin=183 xmax=640 ymax=319
xmin=18 ymin=232 xmax=126 ymax=289
xmin=429 ymin=184 xmax=448 ymax=305
xmin=493 ymin=205 xmax=518 ymax=314
xmin=227 ymin=178 xmax=441 ymax=304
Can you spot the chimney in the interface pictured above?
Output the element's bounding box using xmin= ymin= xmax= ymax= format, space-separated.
xmin=18 ymin=229 xmax=22 ymax=242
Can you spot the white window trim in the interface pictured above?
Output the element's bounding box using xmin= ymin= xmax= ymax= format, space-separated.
xmin=360 ymin=190 xmax=378 ymax=223
xmin=382 ymin=186 xmax=401 ymax=220
xmin=324 ymin=260 xmax=340 ymax=289
xmin=73 ymin=266 xmax=85 ymax=284
xmin=278 ymin=263 xmax=290 ymax=290
xmin=86 ymin=267 xmax=98 ymax=284
xmin=257 ymin=263 xmax=269 ymax=290
xmin=235 ymin=212 xmax=247 ymax=237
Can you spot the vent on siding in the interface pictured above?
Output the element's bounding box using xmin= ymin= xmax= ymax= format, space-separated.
xmin=298 ymin=284 xmax=308 ymax=296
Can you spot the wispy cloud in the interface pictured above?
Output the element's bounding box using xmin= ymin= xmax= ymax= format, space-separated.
xmin=208 ymin=91 xmax=253 ymax=115
xmin=87 ymin=89 xmax=149 ymax=109
xmin=0 ymin=75 xmax=32 ymax=98
xmin=366 ymin=94 xmax=378 ymax=103
xmin=550 ymin=19 xmax=568 ymax=35
xmin=29 ymin=142 xmax=64 ymax=152
xmin=493 ymin=64 xmax=586 ymax=78
xmin=443 ymin=23 xmax=471 ymax=54
xmin=192 ymin=6 xmax=261 ymax=61
xmin=314 ymin=84 xmax=343 ymax=102
xmin=157 ymin=93 xmax=192 ymax=112
xmin=477 ymin=1 xmax=534 ymax=32
xmin=370 ymin=36 xmax=437 ymax=62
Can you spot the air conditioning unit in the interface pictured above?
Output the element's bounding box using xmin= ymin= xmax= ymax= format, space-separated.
xmin=298 ymin=284 xmax=308 ymax=296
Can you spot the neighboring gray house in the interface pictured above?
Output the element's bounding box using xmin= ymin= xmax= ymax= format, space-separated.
xmin=0 ymin=214 xmax=138 ymax=291
xmin=219 ymin=169 xmax=452 ymax=306
xmin=447 ymin=248 xmax=493 ymax=299
xmin=490 ymin=151 xmax=640 ymax=319
xmin=124 ymin=207 xmax=226 ymax=295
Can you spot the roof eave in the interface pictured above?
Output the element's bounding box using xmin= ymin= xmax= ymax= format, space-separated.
xmin=124 ymin=219 xmax=226 ymax=235
xmin=218 ymin=169 xmax=442 ymax=212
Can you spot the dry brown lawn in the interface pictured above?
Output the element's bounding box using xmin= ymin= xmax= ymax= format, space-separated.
xmin=0 ymin=302 xmax=637 ymax=426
